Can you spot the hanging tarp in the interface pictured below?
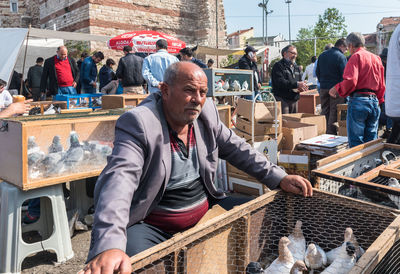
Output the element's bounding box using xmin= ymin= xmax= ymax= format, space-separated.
xmin=0 ymin=28 xmax=28 ymax=85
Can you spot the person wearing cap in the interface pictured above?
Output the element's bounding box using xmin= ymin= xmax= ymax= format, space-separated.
xmin=239 ymin=46 xmax=262 ymax=97
xmin=271 ymin=45 xmax=308 ymax=113
xmin=385 ymin=24 xmax=400 ymax=144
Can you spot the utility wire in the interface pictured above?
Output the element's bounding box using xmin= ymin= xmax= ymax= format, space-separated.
xmin=226 ymin=10 xmax=400 ymax=18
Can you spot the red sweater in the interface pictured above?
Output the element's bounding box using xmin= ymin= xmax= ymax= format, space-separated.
xmin=54 ymin=56 xmax=74 ymax=87
xmin=335 ymin=48 xmax=385 ymax=104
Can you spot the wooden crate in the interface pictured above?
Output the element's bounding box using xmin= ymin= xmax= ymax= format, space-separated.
xmin=312 ymin=139 xmax=400 ymax=208
xmin=101 ymin=94 xmax=148 ymax=109
xmin=0 ymin=112 xmax=121 ymax=190
xmin=217 ymin=105 xmax=232 ymax=128
xmin=297 ymin=89 xmax=320 ymax=114
xmin=124 ymin=190 xmax=400 ymax=273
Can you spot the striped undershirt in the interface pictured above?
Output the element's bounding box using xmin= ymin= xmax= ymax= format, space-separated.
xmin=144 ymin=124 xmax=208 ymax=233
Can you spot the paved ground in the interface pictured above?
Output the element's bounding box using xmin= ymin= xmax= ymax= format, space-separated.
xmin=21 ymin=230 xmax=90 ymax=274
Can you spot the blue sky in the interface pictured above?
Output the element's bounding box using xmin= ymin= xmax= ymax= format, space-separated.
xmin=223 ymin=0 xmax=400 ymax=39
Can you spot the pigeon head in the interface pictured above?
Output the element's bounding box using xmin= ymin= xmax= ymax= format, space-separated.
xmin=307 ymin=243 xmax=317 ymax=254
xmin=245 ymin=261 xmax=263 ymax=274
xmin=28 ymin=136 xmax=37 ymax=149
xmin=344 ymin=227 xmax=353 ymax=242
xmin=292 ymin=260 xmax=307 ymax=272
xmin=279 ymin=236 xmax=291 ymax=248
xmin=346 ymin=241 xmax=356 ymax=257
xmin=388 ymin=177 xmax=400 ymax=187
xmin=53 ymin=135 xmax=61 ymax=144
xmin=69 ymin=132 xmax=80 ymax=147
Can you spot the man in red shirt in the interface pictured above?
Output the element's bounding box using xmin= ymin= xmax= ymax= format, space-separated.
xmin=40 ymin=46 xmax=79 ymax=96
xmin=329 ymin=32 xmax=385 ymax=147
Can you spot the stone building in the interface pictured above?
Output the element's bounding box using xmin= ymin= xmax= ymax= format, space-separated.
xmin=39 ymin=0 xmax=228 ymax=58
xmin=0 ymin=0 xmax=40 ymax=28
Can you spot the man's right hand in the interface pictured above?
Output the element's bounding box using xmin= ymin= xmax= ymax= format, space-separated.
xmin=79 ymin=249 xmax=132 ymax=274
xmin=297 ymin=81 xmax=309 ymax=92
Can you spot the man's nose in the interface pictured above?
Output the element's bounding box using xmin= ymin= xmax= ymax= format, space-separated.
xmin=191 ymin=91 xmax=202 ymax=104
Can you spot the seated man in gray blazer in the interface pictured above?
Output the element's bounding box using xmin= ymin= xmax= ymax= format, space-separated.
xmin=82 ymin=62 xmax=312 ymax=274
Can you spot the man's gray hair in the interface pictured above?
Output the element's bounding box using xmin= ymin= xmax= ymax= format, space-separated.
xmin=163 ymin=62 xmax=182 ymax=85
xmin=346 ymin=32 xmax=365 ymax=48
xmin=324 ymin=43 xmax=334 ymax=51
xmin=281 ymin=44 xmax=296 ymax=57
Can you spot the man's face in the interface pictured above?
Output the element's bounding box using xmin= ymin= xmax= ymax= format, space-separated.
xmin=161 ymin=63 xmax=208 ymax=128
xmin=93 ymin=56 xmax=103 ymax=64
xmin=180 ymin=54 xmax=191 ymax=61
xmin=0 ymin=85 xmax=4 ymax=94
xmin=57 ymin=48 xmax=68 ymax=60
xmin=339 ymin=45 xmax=348 ymax=54
xmin=283 ymin=47 xmax=297 ymax=63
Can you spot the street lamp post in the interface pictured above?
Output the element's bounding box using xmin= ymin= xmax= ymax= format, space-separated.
xmin=285 ymin=0 xmax=292 ymax=43
xmin=258 ymin=0 xmax=273 ymax=45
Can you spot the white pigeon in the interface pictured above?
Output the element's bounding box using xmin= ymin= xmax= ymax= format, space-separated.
xmin=288 ymin=220 xmax=306 ymax=262
xmin=382 ymin=150 xmax=396 ymax=165
xmin=222 ymin=79 xmax=230 ymax=91
xmin=242 ymin=80 xmax=249 ymax=91
xmin=387 ymin=177 xmax=400 ymax=209
xmin=263 ymin=237 xmax=294 ymax=274
xmin=43 ymin=104 xmax=56 ymax=115
xmin=215 ymin=81 xmax=223 ymax=91
xmin=326 ymin=227 xmax=353 ymax=265
xmin=27 ymin=136 xmax=45 ymax=179
xmin=290 ymin=260 xmax=307 ymax=274
xmin=321 ymin=242 xmax=356 ymax=274
xmin=232 ymin=80 xmax=241 ymax=91
xmin=305 ymin=243 xmax=327 ymax=273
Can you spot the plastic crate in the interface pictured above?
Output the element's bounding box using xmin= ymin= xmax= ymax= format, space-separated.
xmin=53 ymin=93 xmax=102 ymax=109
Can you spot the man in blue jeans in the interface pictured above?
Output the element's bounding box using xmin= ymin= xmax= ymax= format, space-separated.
xmin=329 ymin=33 xmax=385 ymax=147
xmin=80 ymin=52 xmax=105 ymax=93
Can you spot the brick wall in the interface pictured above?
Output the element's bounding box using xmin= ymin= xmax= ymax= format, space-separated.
xmin=0 ymin=0 xmax=40 ymax=28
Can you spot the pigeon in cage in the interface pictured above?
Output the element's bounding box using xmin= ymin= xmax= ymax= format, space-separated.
xmin=63 ymin=131 xmax=84 ymax=169
xmin=287 ymin=220 xmax=306 ymax=262
xmin=263 ymin=236 xmax=294 ymax=274
xmin=382 ymin=150 xmax=397 ymax=165
xmin=43 ymin=104 xmax=56 ymax=115
xmin=359 ymin=164 xmax=372 ymax=175
xmin=42 ymin=150 xmax=66 ymax=176
xmin=27 ymin=136 xmax=45 ymax=178
xmin=326 ymin=227 xmax=353 ymax=265
xmin=215 ymin=80 xmax=224 ymax=91
xmin=222 ymin=79 xmax=230 ymax=91
xmin=290 ymin=260 xmax=307 ymax=274
xmin=232 ymin=80 xmax=241 ymax=91
xmin=321 ymin=242 xmax=356 ymax=274
xmin=242 ymin=80 xmax=249 ymax=91
xmin=245 ymin=261 xmax=263 ymax=274
xmin=374 ymin=158 xmax=383 ymax=167
xmin=48 ymin=135 xmax=64 ymax=154
xmin=305 ymin=243 xmax=327 ymax=273
xmin=387 ymin=177 xmax=400 ymax=209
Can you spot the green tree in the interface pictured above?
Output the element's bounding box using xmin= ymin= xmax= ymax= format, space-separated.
xmin=293 ymin=8 xmax=347 ymax=67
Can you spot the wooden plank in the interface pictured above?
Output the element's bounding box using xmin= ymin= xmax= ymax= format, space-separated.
xmin=379 ymin=169 xmax=400 ymax=179
xmin=60 ymin=108 xmax=93 ymax=114
xmin=350 ymin=215 xmax=400 ymax=273
xmin=316 ymin=139 xmax=383 ymax=168
xmin=217 ymin=105 xmax=232 ymax=128
xmin=316 ymin=143 xmax=384 ymax=172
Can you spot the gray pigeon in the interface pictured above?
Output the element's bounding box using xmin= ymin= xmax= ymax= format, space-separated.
xmin=42 ymin=151 xmax=66 ymax=176
xmin=48 ymin=135 xmax=64 ymax=154
xmin=27 ymin=136 xmax=45 ymax=178
xmin=63 ymin=131 xmax=84 ymax=169
xmin=387 ymin=177 xmax=400 ymax=209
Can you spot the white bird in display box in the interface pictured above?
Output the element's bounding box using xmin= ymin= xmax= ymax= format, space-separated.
xmin=222 ymin=79 xmax=230 ymax=91
xmin=290 ymin=260 xmax=307 ymax=274
xmin=321 ymin=242 xmax=356 ymax=274
xmin=232 ymin=80 xmax=241 ymax=91
xmin=263 ymin=237 xmax=294 ymax=274
xmin=305 ymin=243 xmax=327 ymax=273
xmin=288 ymin=220 xmax=306 ymax=262
xmin=388 ymin=177 xmax=400 ymax=209
xmin=242 ymin=80 xmax=249 ymax=90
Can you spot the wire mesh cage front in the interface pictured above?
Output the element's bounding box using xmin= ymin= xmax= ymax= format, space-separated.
xmin=131 ymin=190 xmax=399 ymax=273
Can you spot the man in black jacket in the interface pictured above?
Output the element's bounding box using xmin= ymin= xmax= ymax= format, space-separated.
xmin=27 ymin=57 xmax=44 ymax=101
xmin=238 ymin=46 xmax=261 ymax=97
xmin=116 ymin=46 xmax=145 ymax=94
xmin=40 ymin=46 xmax=79 ymax=96
xmin=99 ymin=58 xmax=116 ymax=91
xmin=271 ymin=45 xmax=308 ymax=114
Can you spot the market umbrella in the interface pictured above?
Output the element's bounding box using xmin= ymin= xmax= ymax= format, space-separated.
xmin=108 ymin=30 xmax=186 ymax=54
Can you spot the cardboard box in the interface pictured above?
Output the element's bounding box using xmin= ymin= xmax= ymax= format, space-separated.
xmin=283 ymin=113 xmax=326 ymax=135
xmin=337 ymin=104 xmax=347 ymax=127
xmin=278 ymin=150 xmax=310 ymax=179
xmin=236 ymin=98 xmax=281 ymax=122
xmin=338 ymin=126 xmax=347 ymax=136
xmin=282 ymin=120 xmax=318 ymax=150
xmin=227 ymin=163 xmax=257 ymax=180
xmin=297 ymin=89 xmax=320 ymax=114
xmin=235 ymin=115 xmax=282 ymax=135
xmin=228 ymin=174 xmax=269 ymax=196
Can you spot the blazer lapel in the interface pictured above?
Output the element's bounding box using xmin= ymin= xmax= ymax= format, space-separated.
xmin=157 ymin=99 xmax=171 ymax=190
xmin=193 ymin=119 xmax=206 ymax=180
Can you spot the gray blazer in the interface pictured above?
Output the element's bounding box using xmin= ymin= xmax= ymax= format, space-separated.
xmin=87 ymin=92 xmax=287 ymax=261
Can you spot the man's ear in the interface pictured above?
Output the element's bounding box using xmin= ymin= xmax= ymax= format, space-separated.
xmin=160 ymin=82 xmax=168 ymax=97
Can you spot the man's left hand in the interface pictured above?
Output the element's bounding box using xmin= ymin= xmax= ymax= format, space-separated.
xmin=72 ymin=81 xmax=77 ymax=88
xmin=329 ymin=87 xmax=338 ymax=98
xmin=279 ymin=175 xmax=313 ymax=197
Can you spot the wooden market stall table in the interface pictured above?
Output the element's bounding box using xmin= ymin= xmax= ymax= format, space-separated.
xmin=0 ymin=110 xmax=123 ymax=273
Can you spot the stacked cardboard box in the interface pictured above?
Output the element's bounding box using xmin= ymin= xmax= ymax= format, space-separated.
xmin=283 ymin=113 xmax=326 ymax=135
xmin=281 ymin=120 xmax=318 ymax=150
xmin=226 ymin=163 xmax=269 ymax=196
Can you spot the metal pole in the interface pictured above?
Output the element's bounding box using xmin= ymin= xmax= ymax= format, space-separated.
xmin=216 ymin=0 xmax=219 ymax=67
xmin=285 ymin=0 xmax=292 ymax=43
xmin=21 ymin=24 xmax=31 ymax=95
xmin=262 ymin=0 xmax=265 ymax=43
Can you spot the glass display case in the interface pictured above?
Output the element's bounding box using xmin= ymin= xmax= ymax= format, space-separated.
xmin=203 ymin=68 xmax=253 ymax=97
